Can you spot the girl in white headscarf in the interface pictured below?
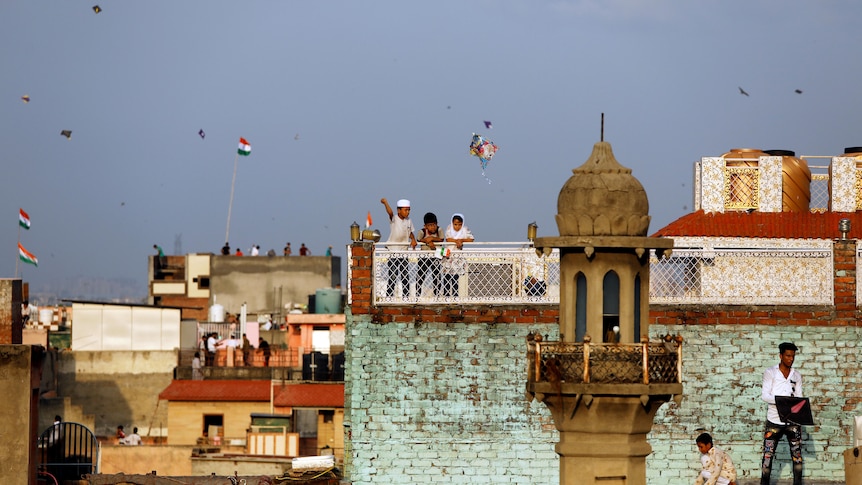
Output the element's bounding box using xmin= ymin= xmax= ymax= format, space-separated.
xmin=444 ymin=213 xmax=474 ymax=248
xmin=441 ymin=214 xmax=474 ymax=297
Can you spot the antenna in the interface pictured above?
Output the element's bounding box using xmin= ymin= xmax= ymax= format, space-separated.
xmin=601 ymin=113 xmax=604 ymax=142
xmin=174 ymin=234 xmax=182 ymax=255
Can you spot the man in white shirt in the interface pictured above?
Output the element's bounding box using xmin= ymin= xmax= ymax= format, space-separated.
xmin=760 ymin=342 xmax=803 ymax=485
xmin=124 ymin=427 xmax=143 ymax=445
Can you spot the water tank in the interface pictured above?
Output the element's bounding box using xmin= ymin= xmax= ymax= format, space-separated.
xmin=209 ymin=304 xmax=225 ymax=323
xmin=763 ymin=149 xmax=811 ymax=212
xmin=314 ymin=288 xmax=342 ymax=314
xmin=39 ymin=308 xmax=53 ymax=325
xmin=722 ymin=148 xmax=811 ymax=212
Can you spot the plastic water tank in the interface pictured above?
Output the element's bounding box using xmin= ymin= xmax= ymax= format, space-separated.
xmin=209 ymin=303 xmax=225 ymax=323
xmin=314 ymin=288 xmax=342 ymax=314
xmin=39 ymin=308 xmax=53 ymax=325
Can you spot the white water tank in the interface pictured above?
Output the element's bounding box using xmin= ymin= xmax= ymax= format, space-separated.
xmin=39 ymin=308 xmax=53 ymax=325
xmin=209 ymin=304 xmax=225 ymax=323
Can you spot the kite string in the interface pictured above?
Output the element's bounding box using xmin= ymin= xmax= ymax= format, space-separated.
xmin=481 ymin=159 xmax=492 ymax=184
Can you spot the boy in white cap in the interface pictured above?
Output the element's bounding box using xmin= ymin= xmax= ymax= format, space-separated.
xmin=381 ymin=198 xmax=417 ymax=298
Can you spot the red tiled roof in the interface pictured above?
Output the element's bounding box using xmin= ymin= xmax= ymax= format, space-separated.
xmin=652 ymin=210 xmax=862 ymax=239
xmin=158 ymin=380 xmax=271 ymax=402
xmin=273 ymin=383 xmax=344 ymax=408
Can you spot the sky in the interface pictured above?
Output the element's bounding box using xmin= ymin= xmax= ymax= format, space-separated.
xmin=3 ymin=1 xmax=862 ymax=298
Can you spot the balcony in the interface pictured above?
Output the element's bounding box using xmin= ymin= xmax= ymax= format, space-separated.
xmin=526 ymin=336 xmax=682 ymax=386
xmin=648 ymin=242 xmax=834 ymax=306
xmin=369 ymin=243 xmax=560 ymax=305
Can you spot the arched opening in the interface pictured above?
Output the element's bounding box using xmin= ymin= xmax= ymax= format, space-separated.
xmin=602 ymin=271 xmax=620 ymax=343
xmin=575 ymin=272 xmax=587 ymax=341
xmin=634 ymin=274 xmax=641 ymax=342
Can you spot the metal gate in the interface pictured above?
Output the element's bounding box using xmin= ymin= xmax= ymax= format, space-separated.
xmin=38 ymin=421 xmax=99 ymax=483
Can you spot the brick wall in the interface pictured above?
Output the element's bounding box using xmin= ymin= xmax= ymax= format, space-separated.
xmin=345 ymin=243 xmax=859 ymax=484
xmin=344 ymin=312 xmax=560 ymax=484
xmin=647 ymin=324 xmax=861 ymax=484
xmin=0 ymin=279 xmax=23 ymax=344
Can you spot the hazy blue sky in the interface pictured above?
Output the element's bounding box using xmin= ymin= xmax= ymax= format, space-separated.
xmin=3 ymin=1 xmax=862 ymax=296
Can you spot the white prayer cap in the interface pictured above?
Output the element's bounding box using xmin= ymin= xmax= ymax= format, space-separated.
xmin=396 ymin=199 xmax=410 ymax=208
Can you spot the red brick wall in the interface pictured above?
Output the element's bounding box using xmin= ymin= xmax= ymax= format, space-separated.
xmin=156 ymin=296 xmax=208 ymax=321
xmin=0 ymin=279 xmax=23 ymax=344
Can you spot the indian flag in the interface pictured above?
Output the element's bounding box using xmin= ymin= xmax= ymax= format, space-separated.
xmin=237 ymin=137 xmax=251 ymax=156
xmin=18 ymin=243 xmax=37 ymax=267
xmin=19 ymin=208 xmax=30 ymax=229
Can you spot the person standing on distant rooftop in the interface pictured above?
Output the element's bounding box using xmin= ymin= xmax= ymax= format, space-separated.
xmin=284 ymin=242 xmax=292 ymax=256
xmin=299 ymin=243 xmax=311 ymax=256
xmin=192 ymin=351 xmax=203 ymax=380
xmin=325 ymin=246 xmax=333 ymax=257
xmin=235 ymin=248 xmax=243 ymax=256
xmin=250 ymin=245 xmax=260 ymax=256
xmin=153 ymin=244 xmax=166 ymax=276
xmin=221 ymin=242 xmax=230 ymax=255
xmin=124 ymin=427 xmax=143 ymax=446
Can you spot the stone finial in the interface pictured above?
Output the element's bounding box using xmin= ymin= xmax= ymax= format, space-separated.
xmin=556 ymin=141 xmax=651 ymax=237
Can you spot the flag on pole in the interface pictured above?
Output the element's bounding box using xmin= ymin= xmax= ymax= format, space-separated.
xmin=237 ymin=137 xmax=251 ymax=156
xmin=366 ymin=211 xmax=372 ymax=229
xmin=18 ymin=243 xmax=38 ymax=267
xmin=19 ymin=208 xmax=30 ymax=229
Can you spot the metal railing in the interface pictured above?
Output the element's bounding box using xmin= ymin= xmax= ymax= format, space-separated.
xmin=38 ymin=422 xmax=99 ymax=483
xmin=372 ymin=243 xmax=560 ymax=305
xmin=527 ymin=336 xmax=682 ymax=385
xmin=649 ymin=246 xmax=833 ymax=305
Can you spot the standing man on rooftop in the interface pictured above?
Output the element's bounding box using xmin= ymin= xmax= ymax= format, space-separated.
xmin=381 ymin=197 xmax=417 ymax=298
xmin=760 ymin=342 xmax=804 ymax=485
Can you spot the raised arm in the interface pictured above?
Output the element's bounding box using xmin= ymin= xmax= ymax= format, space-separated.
xmin=381 ymin=198 xmax=394 ymax=221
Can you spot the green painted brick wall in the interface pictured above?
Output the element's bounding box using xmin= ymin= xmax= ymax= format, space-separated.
xmin=344 ymin=316 xmax=859 ymax=484
xmin=648 ymin=324 xmax=861 ymax=484
xmin=344 ymin=315 xmax=560 ymax=484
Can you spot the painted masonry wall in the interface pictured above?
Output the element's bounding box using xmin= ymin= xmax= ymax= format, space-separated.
xmin=344 ymin=314 xmax=561 ymax=485
xmin=345 ymin=242 xmax=861 ymax=484
xmin=647 ymin=324 xmax=861 ymax=484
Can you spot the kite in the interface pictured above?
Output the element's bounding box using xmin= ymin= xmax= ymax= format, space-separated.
xmin=484 ymin=120 xmax=493 ymax=129
xmin=92 ymin=5 xmax=101 ymax=13
xmin=198 ymin=129 xmax=205 ymax=139
xmin=60 ymin=130 xmax=72 ymax=139
xmin=795 ymin=89 xmax=803 ymax=94
xmin=21 ymin=95 xmax=30 ymax=103
xmin=469 ymin=133 xmax=498 ymax=184
xmin=738 ymin=86 xmax=749 ymax=97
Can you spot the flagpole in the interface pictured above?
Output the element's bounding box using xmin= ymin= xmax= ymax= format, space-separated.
xmin=225 ymin=152 xmax=240 ymax=244
xmin=15 ymin=217 xmax=20 ymax=278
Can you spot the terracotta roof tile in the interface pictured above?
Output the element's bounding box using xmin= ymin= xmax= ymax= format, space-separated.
xmin=158 ymin=380 xmax=271 ymax=402
xmin=273 ymin=383 xmax=344 ymax=408
xmin=652 ymin=210 xmax=862 ymax=239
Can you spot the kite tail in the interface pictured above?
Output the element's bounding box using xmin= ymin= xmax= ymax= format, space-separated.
xmin=480 ymin=158 xmax=492 ymax=184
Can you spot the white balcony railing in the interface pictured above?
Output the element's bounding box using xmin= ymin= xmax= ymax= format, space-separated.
xmin=372 ymin=243 xmax=559 ymax=305
xmin=649 ymin=245 xmax=833 ymax=306
xmin=367 ymin=241 xmax=839 ymax=307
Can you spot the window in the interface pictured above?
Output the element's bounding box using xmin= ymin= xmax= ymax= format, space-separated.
xmin=202 ymin=414 xmax=223 ymax=437
xmin=602 ymin=271 xmax=620 ymax=343
xmin=193 ymin=276 xmax=210 ymax=290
